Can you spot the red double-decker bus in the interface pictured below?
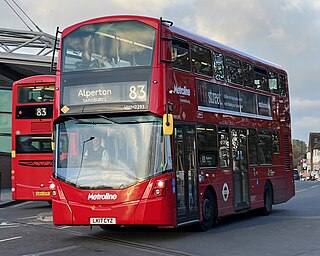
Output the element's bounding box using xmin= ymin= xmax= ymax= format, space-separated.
xmin=50 ymin=15 xmax=294 ymax=231
xmin=11 ymin=75 xmax=55 ymax=201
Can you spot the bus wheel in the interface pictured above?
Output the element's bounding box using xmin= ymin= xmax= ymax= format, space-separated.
xmin=260 ymin=182 xmax=273 ymax=216
xmin=100 ymin=225 xmax=122 ymax=231
xmin=200 ymin=189 xmax=216 ymax=231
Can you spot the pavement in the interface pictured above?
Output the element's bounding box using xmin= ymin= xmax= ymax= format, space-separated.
xmin=0 ymin=188 xmax=19 ymax=208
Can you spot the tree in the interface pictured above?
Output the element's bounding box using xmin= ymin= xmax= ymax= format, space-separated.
xmin=292 ymin=139 xmax=307 ymax=168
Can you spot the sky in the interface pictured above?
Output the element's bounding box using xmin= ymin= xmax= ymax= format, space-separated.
xmin=1 ymin=0 xmax=320 ymax=143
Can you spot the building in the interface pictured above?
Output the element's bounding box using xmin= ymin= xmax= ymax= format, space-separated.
xmin=307 ymin=132 xmax=320 ymax=174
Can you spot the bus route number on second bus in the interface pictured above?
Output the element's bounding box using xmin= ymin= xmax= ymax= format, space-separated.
xmin=36 ymin=107 xmax=47 ymax=117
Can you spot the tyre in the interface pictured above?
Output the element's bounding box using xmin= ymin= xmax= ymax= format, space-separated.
xmin=199 ymin=189 xmax=217 ymax=231
xmin=260 ymin=182 xmax=273 ymax=216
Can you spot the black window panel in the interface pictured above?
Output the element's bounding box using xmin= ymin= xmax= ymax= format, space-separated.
xmin=197 ymin=126 xmax=218 ymax=168
xmin=258 ymin=130 xmax=272 ymax=165
xmin=240 ymin=90 xmax=257 ymax=115
xmin=226 ymin=56 xmax=243 ymax=85
xmin=16 ymin=134 xmax=53 ymax=154
xmin=172 ymin=38 xmax=191 ymax=71
xmin=269 ymin=71 xmax=279 ymax=94
xmin=248 ymin=129 xmax=258 ymax=165
xmin=243 ymin=62 xmax=254 ymax=88
xmin=279 ymin=74 xmax=287 ymax=96
xmin=191 ymin=44 xmax=213 ymax=77
xmin=213 ymin=51 xmax=225 ymax=81
xmin=254 ymin=66 xmax=268 ymax=91
xmin=16 ymin=105 xmax=53 ymax=119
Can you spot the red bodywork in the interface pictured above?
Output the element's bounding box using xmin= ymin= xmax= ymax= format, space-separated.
xmin=11 ymin=75 xmax=55 ymax=201
xmin=51 ymin=15 xmax=294 ymax=227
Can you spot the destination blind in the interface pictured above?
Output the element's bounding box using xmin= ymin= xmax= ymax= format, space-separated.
xmin=62 ymin=81 xmax=149 ymax=113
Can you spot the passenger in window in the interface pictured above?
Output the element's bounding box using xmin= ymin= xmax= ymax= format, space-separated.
xmin=193 ymin=61 xmax=202 ymax=73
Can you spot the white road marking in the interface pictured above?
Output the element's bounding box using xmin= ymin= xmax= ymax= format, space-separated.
xmin=17 ymin=216 xmax=37 ymax=220
xmin=0 ymin=236 xmax=22 ymax=243
xmin=22 ymin=246 xmax=80 ymax=256
xmin=296 ymin=189 xmax=307 ymax=193
xmin=9 ymin=201 xmax=32 ymax=208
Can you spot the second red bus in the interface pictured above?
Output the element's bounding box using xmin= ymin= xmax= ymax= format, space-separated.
xmin=11 ymin=75 xmax=55 ymax=201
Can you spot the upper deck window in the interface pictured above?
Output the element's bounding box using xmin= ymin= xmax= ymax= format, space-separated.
xmin=172 ymin=38 xmax=191 ymax=71
xmin=191 ymin=44 xmax=213 ymax=77
xmin=279 ymin=74 xmax=287 ymax=96
xmin=243 ymin=62 xmax=254 ymax=88
xmin=254 ymin=66 xmax=269 ymax=92
xmin=62 ymin=20 xmax=156 ymax=72
xmin=226 ymin=56 xmax=243 ymax=85
xmin=213 ymin=51 xmax=225 ymax=81
xmin=18 ymin=86 xmax=54 ymax=104
xmin=268 ymin=71 xmax=278 ymax=94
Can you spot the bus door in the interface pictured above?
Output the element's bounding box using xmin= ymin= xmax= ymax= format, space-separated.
xmin=174 ymin=125 xmax=199 ymax=225
xmin=231 ymin=128 xmax=250 ymax=210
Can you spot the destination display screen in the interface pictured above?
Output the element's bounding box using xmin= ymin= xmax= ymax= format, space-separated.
xmin=16 ymin=105 xmax=53 ymax=119
xmin=62 ymin=80 xmax=149 ymax=113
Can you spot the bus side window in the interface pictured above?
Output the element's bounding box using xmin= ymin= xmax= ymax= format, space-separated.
xmin=225 ymin=56 xmax=243 ymax=85
xmin=258 ymin=129 xmax=273 ymax=165
xmin=172 ymin=38 xmax=191 ymax=71
xmin=197 ymin=126 xmax=218 ymax=168
xmin=218 ymin=127 xmax=230 ymax=168
xmin=254 ymin=66 xmax=269 ymax=92
xmin=279 ymin=74 xmax=287 ymax=96
xmin=272 ymin=130 xmax=280 ymax=154
xmin=191 ymin=44 xmax=213 ymax=77
xmin=268 ymin=70 xmax=279 ymax=94
xmin=243 ymin=62 xmax=254 ymax=88
xmin=213 ymin=51 xmax=225 ymax=81
xmin=248 ymin=129 xmax=258 ymax=165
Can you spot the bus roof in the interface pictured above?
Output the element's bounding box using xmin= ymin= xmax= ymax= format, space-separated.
xmin=170 ymin=25 xmax=284 ymax=71
xmin=13 ymin=75 xmax=56 ymax=85
xmin=61 ymin=14 xmax=285 ymax=72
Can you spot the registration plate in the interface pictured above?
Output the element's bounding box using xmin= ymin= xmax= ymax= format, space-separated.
xmin=35 ymin=191 xmax=50 ymax=196
xmin=90 ymin=218 xmax=116 ymax=225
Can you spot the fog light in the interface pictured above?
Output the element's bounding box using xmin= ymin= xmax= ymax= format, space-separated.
xmin=52 ymin=191 xmax=57 ymax=196
xmin=155 ymin=189 xmax=161 ymax=195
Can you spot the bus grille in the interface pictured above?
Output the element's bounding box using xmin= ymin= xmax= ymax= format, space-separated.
xmin=284 ymin=136 xmax=291 ymax=170
xmin=19 ymin=160 xmax=53 ymax=167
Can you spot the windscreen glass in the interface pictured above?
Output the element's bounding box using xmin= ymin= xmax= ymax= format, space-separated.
xmin=55 ymin=115 xmax=172 ymax=189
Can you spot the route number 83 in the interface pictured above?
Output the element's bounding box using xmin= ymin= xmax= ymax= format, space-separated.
xmin=36 ymin=107 xmax=47 ymax=117
xmin=129 ymin=85 xmax=146 ymax=100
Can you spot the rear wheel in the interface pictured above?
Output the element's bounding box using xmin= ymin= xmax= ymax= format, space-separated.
xmin=199 ymin=189 xmax=217 ymax=231
xmin=260 ymin=182 xmax=273 ymax=216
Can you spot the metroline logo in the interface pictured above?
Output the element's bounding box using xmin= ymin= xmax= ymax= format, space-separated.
xmin=174 ymin=84 xmax=191 ymax=96
xmin=87 ymin=193 xmax=118 ymax=200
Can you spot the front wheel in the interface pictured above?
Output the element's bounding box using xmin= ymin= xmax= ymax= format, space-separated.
xmin=199 ymin=189 xmax=217 ymax=231
xmin=260 ymin=182 xmax=273 ymax=216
